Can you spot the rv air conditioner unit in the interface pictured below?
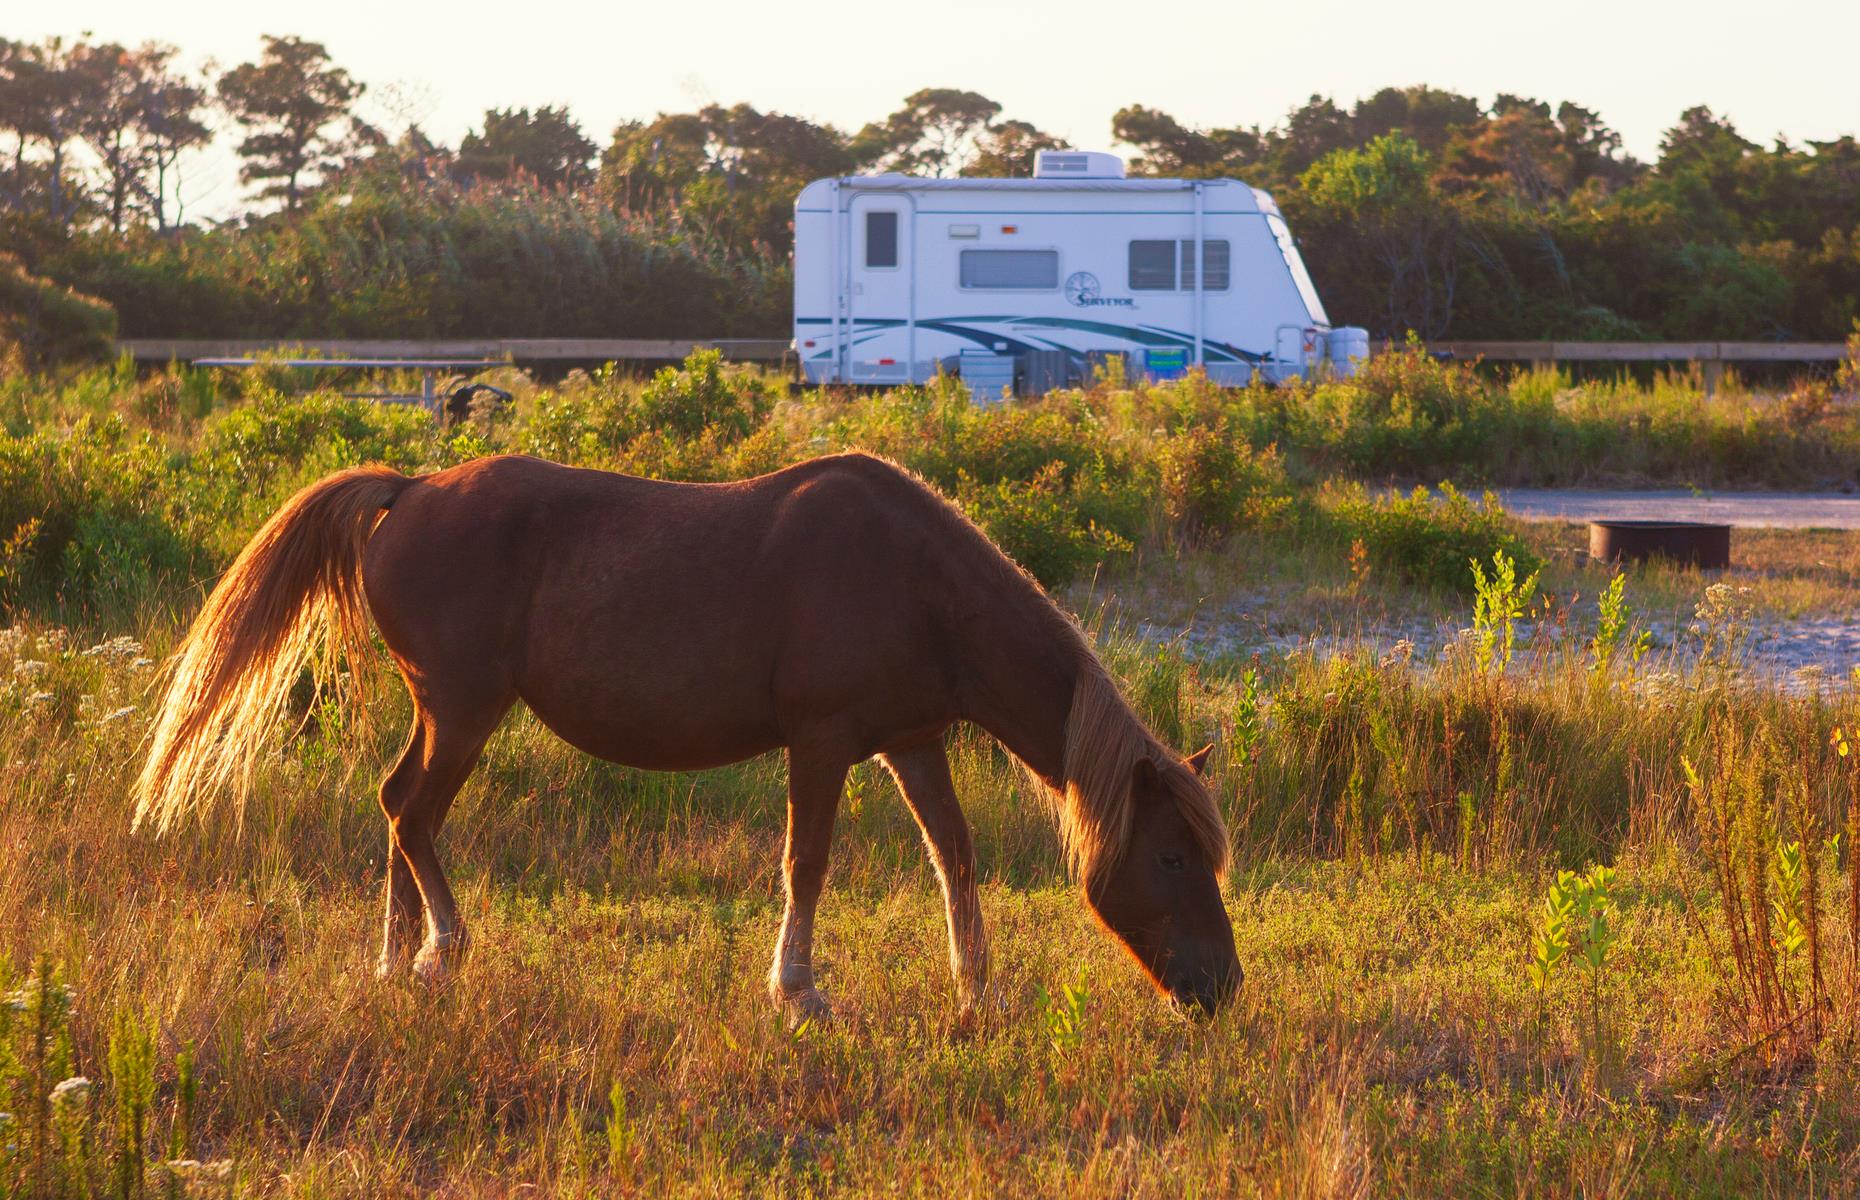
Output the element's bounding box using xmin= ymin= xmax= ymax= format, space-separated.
xmin=1032 ymin=151 xmax=1125 ymax=179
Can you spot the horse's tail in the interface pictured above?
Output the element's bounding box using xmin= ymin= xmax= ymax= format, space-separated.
xmin=134 ymin=465 xmax=416 ymax=833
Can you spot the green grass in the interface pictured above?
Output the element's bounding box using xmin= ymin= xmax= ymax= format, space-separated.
xmin=4 ymin=355 xmax=1860 ymax=1195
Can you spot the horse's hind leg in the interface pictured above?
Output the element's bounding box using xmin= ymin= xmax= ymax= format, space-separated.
xmin=768 ymin=747 xmax=849 ymax=1023
xmin=882 ymin=740 xmax=989 ymax=1016
xmin=377 ymin=700 xmax=505 ymax=979
xmin=378 ymin=828 xmax=423 ymax=977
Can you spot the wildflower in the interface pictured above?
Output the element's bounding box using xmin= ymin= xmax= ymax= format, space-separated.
xmin=14 ymin=660 xmax=47 ymax=679
xmin=49 ymin=1076 xmax=91 ymax=1106
xmin=82 ymin=636 xmax=145 ymax=665
xmin=25 ymin=691 xmax=53 ymax=707
xmin=1380 ymin=638 xmax=1415 ymax=668
xmin=131 ymin=657 xmax=154 ymax=669
xmin=99 ymin=705 xmax=135 ymax=724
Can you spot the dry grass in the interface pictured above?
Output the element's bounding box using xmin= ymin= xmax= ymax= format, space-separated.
xmin=6 ymin=359 xmax=1860 ymax=1195
xmin=7 ymin=592 xmax=1860 ymax=1196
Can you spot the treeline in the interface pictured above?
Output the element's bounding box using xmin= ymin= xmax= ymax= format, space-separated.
xmin=2 ymin=33 xmax=1857 ymax=358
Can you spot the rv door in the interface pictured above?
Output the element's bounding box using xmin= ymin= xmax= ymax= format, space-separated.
xmin=844 ymin=193 xmax=914 ymax=383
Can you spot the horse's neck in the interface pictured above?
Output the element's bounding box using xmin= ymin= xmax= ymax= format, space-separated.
xmin=955 ymin=590 xmax=1081 ymax=788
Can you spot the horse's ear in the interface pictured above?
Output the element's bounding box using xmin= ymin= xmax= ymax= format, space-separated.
xmin=1185 ymin=744 xmax=1214 ymax=776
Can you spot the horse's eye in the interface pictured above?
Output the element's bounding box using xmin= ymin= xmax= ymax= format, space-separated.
xmin=1158 ymin=852 xmax=1185 ymax=872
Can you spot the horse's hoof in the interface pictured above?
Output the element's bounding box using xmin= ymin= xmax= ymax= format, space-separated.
xmin=412 ymin=929 xmax=468 ymax=980
xmin=774 ymin=987 xmax=833 ymax=1026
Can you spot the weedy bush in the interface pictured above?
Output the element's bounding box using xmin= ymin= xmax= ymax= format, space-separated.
xmin=1680 ymin=724 xmax=1855 ymax=1065
xmin=1325 ymin=482 xmax=1540 ymax=594
xmin=953 ymin=463 xmax=1135 ymax=588
xmin=1295 ymin=339 xmax=1536 ymax=478
xmin=636 ymin=348 xmax=774 ymax=442
xmin=0 ymin=255 xmax=117 ymax=367
xmin=0 ymin=418 xmax=202 ymax=614
xmin=1036 ymin=968 xmax=1090 ymax=1055
xmin=1526 ymin=865 xmax=1619 ymax=1068
xmin=1469 ymin=548 xmax=1540 ymax=676
xmin=1155 ymin=425 xmax=1297 ymax=541
xmin=1 ymin=956 xmax=222 ymax=1200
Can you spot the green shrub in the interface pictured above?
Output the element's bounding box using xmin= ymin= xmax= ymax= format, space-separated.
xmin=1327 ymin=481 xmax=1539 ymax=593
xmin=0 ymin=254 xmax=117 ymax=367
xmin=0 ymin=417 xmax=201 ymax=613
xmin=1155 ymin=425 xmax=1297 ymax=540
xmin=957 ymin=462 xmax=1134 ymax=588
xmin=637 ymin=349 xmax=774 ymax=442
xmin=188 ymin=392 xmax=434 ymax=521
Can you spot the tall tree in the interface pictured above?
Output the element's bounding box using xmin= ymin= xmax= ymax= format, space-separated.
xmin=68 ymin=42 xmax=207 ymax=231
xmin=597 ymin=113 xmax=711 ymax=213
xmin=131 ymin=45 xmax=210 ymax=229
xmin=456 ymin=106 xmax=596 ymax=190
xmin=1300 ymin=133 xmax=1464 ymax=337
xmin=964 ymin=119 xmax=1067 ymax=177
xmin=0 ymin=36 xmax=92 ymax=230
xmin=217 ymin=35 xmax=362 ymax=211
xmin=851 ymin=88 xmax=1001 ymax=176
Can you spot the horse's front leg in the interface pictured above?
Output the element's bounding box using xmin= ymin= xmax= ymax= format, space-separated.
xmin=882 ymin=740 xmax=989 ymax=1016
xmin=768 ymin=747 xmax=849 ymax=1023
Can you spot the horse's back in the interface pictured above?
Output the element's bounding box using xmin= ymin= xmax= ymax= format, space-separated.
xmin=362 ymin=454 xmax=966 ymax=768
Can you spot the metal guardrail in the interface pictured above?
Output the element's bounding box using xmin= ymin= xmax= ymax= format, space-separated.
xmin=123 ymin=337 xmax=1848 ymax=367
xmin=189 ymin=357 xmax=506 ymax=407
xmin=120 ymin=338 xmax=792 ymax=363
xmin=1432 ymin=341 xmax=1848 ymax=363
xmin=1432 ymin=341 xmax=1850 ymax=395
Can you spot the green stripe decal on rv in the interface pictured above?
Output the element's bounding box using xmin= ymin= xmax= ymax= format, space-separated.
xmin=795 ymin=316 xmax=1266 ymax=364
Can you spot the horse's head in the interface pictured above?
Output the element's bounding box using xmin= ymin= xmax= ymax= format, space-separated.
xmin=1083 ymin=745 xmax=1240 ymax=1014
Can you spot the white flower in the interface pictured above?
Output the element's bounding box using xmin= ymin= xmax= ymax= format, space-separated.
xmin=82 ymin=636 xmax=145 ymax=666
xmin=49 ymin=1076 xmax=91 ymax=1106
xmin=14 ymin=660 xmax=47 ymax=679
xmin=165 ymin=1159 xmax=234 ymax=1182
xmin=99 ymin=705 xmax=136 ymax=724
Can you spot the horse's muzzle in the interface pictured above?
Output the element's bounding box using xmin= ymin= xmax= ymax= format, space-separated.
xmin=1170 ymin=959 xmax=1242 ymax=1017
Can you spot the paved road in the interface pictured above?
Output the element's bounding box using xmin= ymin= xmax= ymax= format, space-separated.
xmin=1496 ymin=489 xmax=1860 ymax=529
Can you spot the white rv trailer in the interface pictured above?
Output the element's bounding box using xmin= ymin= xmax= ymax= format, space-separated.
xmin=792 ymin=150 xmax=1366 ymax=391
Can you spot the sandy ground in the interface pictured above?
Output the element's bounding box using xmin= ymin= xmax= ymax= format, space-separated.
xmin=1495 ymin=489 xmax=1860 ymax=529
xmin=1139 ymin=606 xmax=1860 ymax=692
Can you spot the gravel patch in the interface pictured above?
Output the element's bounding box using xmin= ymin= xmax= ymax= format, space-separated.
xmin=1135 ymin=602 xmax=1860 ymax=692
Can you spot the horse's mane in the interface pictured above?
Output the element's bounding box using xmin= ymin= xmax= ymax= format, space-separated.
xmin=840 ymin=450 xmax=1231 ymax=888
xmin=1058 ymin=661 xmax=1230 ymax=887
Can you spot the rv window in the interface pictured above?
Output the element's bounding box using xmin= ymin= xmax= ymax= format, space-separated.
xmin=1128 ymin=240 xmax=1176 ymax=290
xmin=865 ymin=211 xmax=898 ymax=269
xmin=1179 ymin=240 xmax=1230 ymax=291
xmin=959 ymin=249 xmax=1058 ymax=289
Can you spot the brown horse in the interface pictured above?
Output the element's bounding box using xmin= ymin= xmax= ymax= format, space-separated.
xmin=135 ymin=452 xmax=1240 ymax=1017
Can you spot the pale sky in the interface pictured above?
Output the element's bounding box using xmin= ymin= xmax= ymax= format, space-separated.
xmin=32 ymin=0 xmax=1860 ymax=219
